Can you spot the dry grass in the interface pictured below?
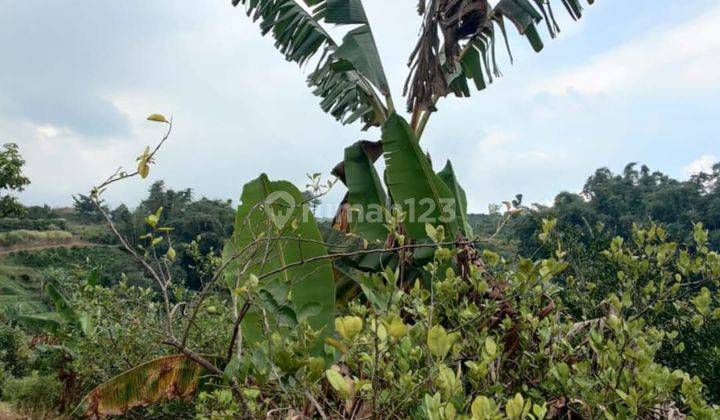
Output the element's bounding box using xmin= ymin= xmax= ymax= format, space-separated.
xmin=0 ymin=230 xmax=73 ymax=248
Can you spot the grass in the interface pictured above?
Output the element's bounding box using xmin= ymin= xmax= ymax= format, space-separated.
xmin=0 ymin=276 xmax=48 ymax=315
xmin=67 ymin=223 xmax=116 ymax=244
xmin=0 ymin=255 xmax=61 ymax=320
xmin=0 ymin=230 xmax=73 ymax=248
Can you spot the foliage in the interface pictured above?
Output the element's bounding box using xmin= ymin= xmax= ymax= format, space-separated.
xmin=222 ymin=173 xmax=336 ymax=353
xmin=406 ymin=0 xmax=595 ymax=114
xmin=480 ymin=163 xmax=720 ymax=258
xmin=24 ymin=205 xmax=59 ymax=220
xmin=1 ymin=245 xmax=146 ymax=287
xmin=195 ymin=389 xmax=247 ymax=418
xmin=67 ymin=282 xmax=171 ymax=390
xmin=2 ymin=371 xmax=61 ymax=415
xmin=0 ymin=230 xmax=73 ymax=248
xmin=68 ymin=223 xmax=117 ymax=245
xmin=72 ymin=193 xmax=108 ymax=223
xmin=8 ymin=0 xmax=719 ymax=417
xmin=232 ymin=0 xmax=389 ymax=128
xmin=0 ymin=324 xmax=28 ymax=377
xmin=0 ymin=218 xmax=67 ymax=233
xmin=132 ymin=180 xmax=235 ymax=289
xmin=382 ymin=114 xmax=460 ymax=241
xmin=0 ymin=143 xmax=30 ymax=218
xmin=72 ymin=355 xmax=204 ymax=417
xmin=216 ymin=221 xmax=719 ymax=418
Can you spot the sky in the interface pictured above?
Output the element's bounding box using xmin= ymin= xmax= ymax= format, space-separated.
xmin=3 ymin=0 xmax=719 ymax=216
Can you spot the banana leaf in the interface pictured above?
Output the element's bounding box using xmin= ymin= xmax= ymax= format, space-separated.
xmin=437 ymin=160 xmax=474 ymax=238
xmin=16 ymin=314 xmax=61 ymax=333
xmin=233 ymin=0 xmax=390 ymax=128
xmin=223 ymin=174 xmax=335 ymax=354
xmin=343 ymin=141 xmax=388 ymax=242
xmin=72 ymin=355 xmax=203 ymax=417
xmin=46 ymin=283 xmax=80 ymax=328
xmin=382 ymin=114 xmax=460 ymax=241
xmin=406 ymin=0 xmax=596 ymax=113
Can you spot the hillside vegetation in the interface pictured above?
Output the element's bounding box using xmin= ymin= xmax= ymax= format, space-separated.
xmin=0 ymin=162 xmax=718 ymax=418
xmin=1 ymin=0 xmax=719 ymax=415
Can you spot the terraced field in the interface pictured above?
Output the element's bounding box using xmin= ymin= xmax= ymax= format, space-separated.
xmin=0 ymin=266 xmax=45 ymax=308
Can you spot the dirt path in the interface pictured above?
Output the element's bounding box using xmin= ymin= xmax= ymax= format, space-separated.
xmin=0 ymin=240 xmax=103 ymax=255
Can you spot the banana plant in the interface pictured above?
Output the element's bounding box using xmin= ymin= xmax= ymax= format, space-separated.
xmin=232 ymin=0 xmax=598 ymax=260
xmin=222 ymin=174 xmax=336 ymax=355
xmin=9 ymin=282 xmax=85 ymax=335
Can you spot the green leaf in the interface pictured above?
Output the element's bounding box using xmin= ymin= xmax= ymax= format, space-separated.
xmin=233 ymin=0 xmax=387 ymax=128
xmin=223 ymin=174 xmax=335 ymax=354
xmin=325 ymin=0 xmax=368 ymax=24
xmin=472 ymin=396 xmax=498 ymax=418
xmin=335 ymin=315 xmax=363 ymax=340
xmin=505 ymin=393 xmax=525 ymax=418
xmin=427 ymin=325 xmax=449 ymax=358
xmin=382 ymin=114 xmax=459 ymax=241
xmin=334 ymin=25 xmax=390 ymax=96
xmin=86 ymin=267 xmax=100 ymax=286
xmin=437 ymin=160 xmax=473 ymax=238
xmin=297 ymin=302 xmax=322 ymax=322
xmin=325 ymin=369 xmax=353 ymax=398
xmin=495 ymin=0 xmax=544 ymax=51
xmin=343 ymin=140 xmax=388 ymax=242
xmin=382 ymin=315 xmax=408 ymax=339
xmin=16 ymin=315 xmax=62 ymax=333
xmin=484 ymin=337 xmax=497 ymax=357
xmin=46 ymin=283 xmax=80 ymax=329
xmin=72 ymin=355 xmax=204 ymax=417
xmin=145 ymin=214 xmax=159 ymax=228
xmin=461 ymin=46 xmax=487 ymax=91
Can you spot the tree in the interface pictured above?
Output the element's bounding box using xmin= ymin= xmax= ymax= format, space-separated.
xmin=136 ymin=180 xmax=193 ymax=223
xmin=110 ymin=204 xmax=135 ymax=242
xmin=72 ymin=194 xmax=108 ymax=223
xmin=0 ymin=143 xmax=30 ymax=217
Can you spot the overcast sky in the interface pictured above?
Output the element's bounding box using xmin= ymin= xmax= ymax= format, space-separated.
xmin=4 ymin=0 xmax=719 ymax=215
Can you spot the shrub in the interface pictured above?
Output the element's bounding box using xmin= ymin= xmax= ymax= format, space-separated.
xmin=215 ymin=223 xmax=720 ymax=418
xmin=0 ymin=230 xmax=72 ymax=248
xmin=3 ymin=371 xmax=61 ymax=415
xmin=69 ymin=224 xmax=117 ymax=245
xmin=0 ymin=218 xmax=67 ymax=233
xmin=0 ymin=324 xmax=28 ymax=377
xmin=2 ymin=246 xmax=147 ymax=288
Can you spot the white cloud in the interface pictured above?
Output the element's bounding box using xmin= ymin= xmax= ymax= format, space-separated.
xmin=538 ymin=4 xmax=720 ymax=96
xmin=35 ymin=125 xmax=60 ymax=139
xmin=683 ymin=154 xmax=717 ymax=177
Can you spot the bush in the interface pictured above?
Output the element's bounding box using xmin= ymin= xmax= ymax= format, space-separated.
xmin=2 ymin=246 xmax=147 ymax=288
xmin=0 ymin=324 xmax=28 ymax=377
xmin=213 ymin=223 xmax=720 ymax=418
xmin=69 ymin=223 xmax=117 ymax=245
xmin=0 ymin=218 xmax=67 ymax=233
xmin=2 ymin=372 xmax=61 ymax=415
xmin=0 ymin=230 xmax=72 ymax=248
xmin=23 ymin=206 xmax=59 ymax=220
